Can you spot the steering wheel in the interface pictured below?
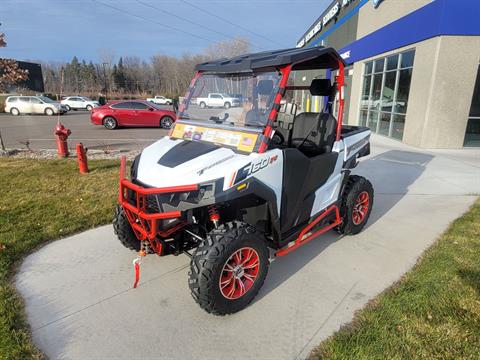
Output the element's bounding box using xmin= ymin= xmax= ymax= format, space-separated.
xmin=271 ymin=131 xmax=285 ymax=146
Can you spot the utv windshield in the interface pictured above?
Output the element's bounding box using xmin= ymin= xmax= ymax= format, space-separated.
xmin=178 ymin=71 xmax=281 ymax=129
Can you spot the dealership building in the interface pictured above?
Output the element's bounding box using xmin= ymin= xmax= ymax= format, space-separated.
xmin=295 ymin=0 xmax=480 ymax=148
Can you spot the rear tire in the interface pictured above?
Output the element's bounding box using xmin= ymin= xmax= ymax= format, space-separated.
xmin=224 ymin=102 xmax=231 ymax=109
xmin=189 ymin=221 xmax=269 ymax=315
xmin=10 ymin=108 xmax=20 ymax=116
xmin=103 ymin=116 xmax=117 ymax=130
xmin=337 ymin=175 xmax=374 ymax=235
xmin=160 ymin=116 xmax=173 ymax=129
xmin=113 ymin=205 xmax=140 ymax=251
xmin=199 ymin=102 xmax=206 ymax=109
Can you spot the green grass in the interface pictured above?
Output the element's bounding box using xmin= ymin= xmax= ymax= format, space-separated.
xmin=310 ymin=199 xmax=480 ymax=360
xmin=0 ymin=158 xmax=119 ymax=359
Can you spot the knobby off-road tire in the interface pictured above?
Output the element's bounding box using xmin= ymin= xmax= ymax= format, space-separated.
xmin=189 ymin=221 xmax=269 ymax=315
xmin=337 ymin=175 xmax=374 ymax=235
xmin=113 ymin=205 xmax=140 ymax=251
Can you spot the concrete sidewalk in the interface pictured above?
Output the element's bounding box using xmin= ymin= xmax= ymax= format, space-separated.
xmin=16 ymin=135 xmax=480 ymax=359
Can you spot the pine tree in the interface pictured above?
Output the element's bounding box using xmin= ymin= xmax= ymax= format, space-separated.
xmin=113 ymin=57 xmax=126 ymax=90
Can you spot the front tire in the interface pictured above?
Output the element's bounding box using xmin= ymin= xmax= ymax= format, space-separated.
xmin=45 ymin=107 xmax=54 ymax=116
xmin=224 ymin=102 xmax=231 ymax=109
xmin=10 ymin=107 xmax=20 ymax=116
xmin=189 ymin=221 xmax=269 ymax=315
xmin=160 ymin=116 xmax=173 ymax=129
xmin=113 ymin=205 xmax=140 ymax=251
xmin=103 ymin=116 xmax=117 ymax=130
xmin=65 ymin=105 xmax=71 ymax=111
xmin=86 ymin=105 xmax=93 ymax=111
xmin=337 ymin=175 xmax=374 ymax=235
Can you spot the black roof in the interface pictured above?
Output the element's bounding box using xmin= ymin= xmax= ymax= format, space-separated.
xmin=195 ymin=46 xmax=345 ymax=73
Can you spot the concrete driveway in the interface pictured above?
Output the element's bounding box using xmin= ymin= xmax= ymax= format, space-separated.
xmin=16 ymin=135 xmax=480 ymax=359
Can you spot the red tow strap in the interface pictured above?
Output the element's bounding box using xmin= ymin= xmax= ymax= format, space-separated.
xmin=133 ymin=260 xmax=141 ymax=288
xmin=133 ymin=249 xmax=146 ymax=289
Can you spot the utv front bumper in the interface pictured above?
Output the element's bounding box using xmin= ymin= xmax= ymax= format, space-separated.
xmin=119 ymin=157 xmax=198 ymax=245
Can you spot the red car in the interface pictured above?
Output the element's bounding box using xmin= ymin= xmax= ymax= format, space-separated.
xmin=90 ymin=100 xmax=176 ymax=130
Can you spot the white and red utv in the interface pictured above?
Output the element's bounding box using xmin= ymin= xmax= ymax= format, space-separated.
xmin=114 ymin=47 xmax=373 ymax=315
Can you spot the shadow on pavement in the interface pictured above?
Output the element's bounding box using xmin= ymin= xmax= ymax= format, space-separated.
xmin=256 ymin=149 xmax=434 ymax=302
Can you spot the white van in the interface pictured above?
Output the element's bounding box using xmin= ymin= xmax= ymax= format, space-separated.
xmin=4 ymin=96 xmax=67 ymax=116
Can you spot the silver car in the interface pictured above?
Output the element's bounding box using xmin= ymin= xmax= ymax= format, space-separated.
xmin=61 ymin=96 xmax=100 ymax=111
xmin=5 ymin=96 xmax=67 ymax=116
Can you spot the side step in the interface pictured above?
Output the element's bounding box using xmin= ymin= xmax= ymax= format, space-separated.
xmin=275 ymin=205 xmax=341 ymax=257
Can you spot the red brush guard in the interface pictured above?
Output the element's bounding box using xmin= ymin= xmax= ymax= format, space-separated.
xmin=119 ymin=156 xmax=198 ymax=253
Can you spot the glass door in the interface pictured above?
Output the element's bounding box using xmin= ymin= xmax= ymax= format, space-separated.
xmin=464 ymin=65 xmax=480 ymax=147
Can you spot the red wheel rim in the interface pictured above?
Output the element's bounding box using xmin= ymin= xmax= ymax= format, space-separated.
xmin=352 ymin=191 xmax=370 ymax=225
xmin=219 ymin=247 xmax=260 ymax=300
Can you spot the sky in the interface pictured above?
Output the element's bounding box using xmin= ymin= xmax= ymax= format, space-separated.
xmin=0 ymin=0 xmax=331 ymax=63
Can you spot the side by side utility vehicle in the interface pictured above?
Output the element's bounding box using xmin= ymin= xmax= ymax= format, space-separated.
xmin=114 ymin=47 xmax=374 ymax=315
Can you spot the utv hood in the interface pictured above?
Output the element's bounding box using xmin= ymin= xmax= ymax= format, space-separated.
xmin=135 ymin=137 xmax=249 ymax=189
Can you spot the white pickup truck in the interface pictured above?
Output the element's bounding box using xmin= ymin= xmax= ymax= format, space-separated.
xmin=146 ymin=96 xmax=173 ymax=105
xmin=195 ymin=93 xmax=240 ymax=109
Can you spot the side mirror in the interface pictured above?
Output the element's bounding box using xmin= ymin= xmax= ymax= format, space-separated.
xmin=148 ymin=107 xmax=154 ymax=111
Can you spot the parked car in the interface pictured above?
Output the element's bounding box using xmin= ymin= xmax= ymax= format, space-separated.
xmin=4 ymin=95 xmax=68 ymax=116
xmin=90 ymin=100 xmax=176 ymax=130
xmin=146 ymin=96 xmax=173 ymax=105
xmin=61 ymin=96 xmax=100 ymax=111
xmin=195 ymin=93 xmax=240 ymax=109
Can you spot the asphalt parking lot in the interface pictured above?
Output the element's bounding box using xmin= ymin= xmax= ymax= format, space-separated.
xmin=0 ymin=110 xmax=171 ymax=151
xmin=16 ymin=135 xmax=480 ymax=359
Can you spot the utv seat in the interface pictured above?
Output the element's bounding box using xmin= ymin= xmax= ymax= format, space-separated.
xmin=291 ymin=112 xmax=337 ymax=157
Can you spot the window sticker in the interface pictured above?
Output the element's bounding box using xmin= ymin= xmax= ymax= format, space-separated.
xmin=171 ymin=123 xmax=259 ymax=153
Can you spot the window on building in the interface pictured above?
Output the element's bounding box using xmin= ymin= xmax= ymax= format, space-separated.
xmin=360 ymin=49 xmax=415 ymax=140
xmin=464 ymin=65 xmax=480 ymax=147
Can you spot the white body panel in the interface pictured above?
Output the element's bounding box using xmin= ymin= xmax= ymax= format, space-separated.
xmin=341 ymin=130 xmax=371 ymax=162
xmin=136 ymin=129 xmax=370 ymax=223
xmin=310 ymin=142 xmax=345 ymax=216
xmin=137 ymin=137 xmax=250 ymax=188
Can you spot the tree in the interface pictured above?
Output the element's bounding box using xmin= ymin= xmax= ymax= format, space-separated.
xmin=205 ymin=37 xmax=251 ymax=59
xmin=113 ymin=57 xmax=126 ymax=90
xmin=38 ymin=37 xmax=252 ymax=97
xmin=0 ymin=59 xmax=29 ymax=93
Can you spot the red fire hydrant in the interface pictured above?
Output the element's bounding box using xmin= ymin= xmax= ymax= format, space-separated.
xmin=53 ymin=123 xmax=71 ymax=158
xmin=76 ymin=143 xmax=89 ymax=174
